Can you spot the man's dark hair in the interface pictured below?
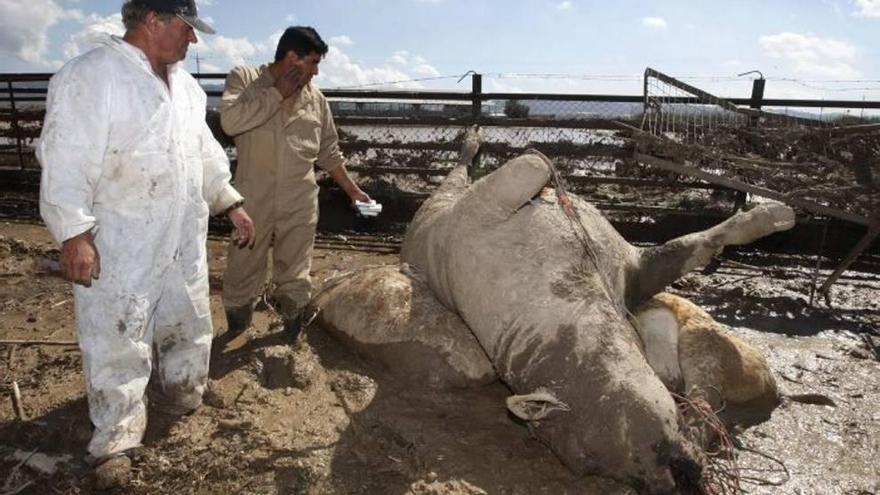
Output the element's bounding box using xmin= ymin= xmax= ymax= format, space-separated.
xmin=274 ymin=26 xmax=328 ymax=62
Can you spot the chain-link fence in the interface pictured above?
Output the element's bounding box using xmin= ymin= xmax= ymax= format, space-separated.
xmin=635 ymin=68 xmax=879 ymax=225
xmin=0 ymin=76 xmax=46 ymax=172
xmin=2 ymin=71 xmax=879 ymax=221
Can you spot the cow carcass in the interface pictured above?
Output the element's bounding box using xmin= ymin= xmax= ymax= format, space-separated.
xmin=316 ymin=129 xmax=793 ymax=493
xmin=633 ymin=292 xmax=780 ymax=427
xmin=313 ymin=264 xmax=497 ymax=389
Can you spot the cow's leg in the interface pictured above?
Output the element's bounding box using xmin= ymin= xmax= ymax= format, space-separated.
xmin=430 ymin=125 xmax=484 ymax=197
xmin=626 ymin=203 xmax=795 ymax=307
xmin=402 ymin=126 xmax=486 ymax=289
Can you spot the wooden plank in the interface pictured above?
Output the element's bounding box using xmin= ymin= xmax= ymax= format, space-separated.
xmin=566 ymin=176 xmax=719 ymax=189
xmin=827 ymin=123 xmax=880 ymax=136
xmin=341 ymin=141 xmax=458 ymax=152
xmin=347 ymin=165 xmax=451 ymax=177
xmin=634 ymin=152 xmax=870 ymax=226
xmin=346 ymin=165 xmax=720 ymax=189
xmin=818 ymin=220 xmax=880 ymax=296
xmin=340 ymin=140 xmax=632 ymax=157
xmin=645 ymin=68 xmax=751 ymax=116
xmin=0 ymin=127 xmax=41 ymax=139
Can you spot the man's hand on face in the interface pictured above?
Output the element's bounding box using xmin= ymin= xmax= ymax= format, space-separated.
xmin=274 ymin=65 xmax=303 ymax=99
xmin=228 ymin=207 xmax=256 ymax=249
xmin=61 ymin=230 xmax=100 ymax=287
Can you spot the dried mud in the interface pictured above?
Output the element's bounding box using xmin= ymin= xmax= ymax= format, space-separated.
xmin=1 ymin=221 xmax=878 ymax=495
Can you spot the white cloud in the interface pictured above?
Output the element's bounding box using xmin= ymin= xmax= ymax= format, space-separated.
xmin=264 ymin=30 xmax=284 ymax=54
xmin=193 ymin=31 xmax=276 ymax=67
xmin=410 ymin=55 xmax=440 ymax=76
xmin=61 ymin=13 xmax=123 ymax=61
xmin=203 ymin=36 xmax=259 ymax=66
xmin=640 ymin=16 xmax=667 ymax=29
xmin=487 ymin=79 xmax=525 ymax=93
xmin=330 ymin=35 xmax=354 ymax=46
xmin=412 ymin=62 xmax=441 ymax=77
xmin=196 ymin=0 xmax=213 ymax=5
xmin=0 ymin=0 xmax=73 ymax=67
xmin=27 ymin=6 xmax=440 ymax=90
xmin=285 ymin=14 xmax=296 ymax=22
xmin=317 ymin=46 xmax=420 ymax=89
xmin=557 ymin=1 xmax=573 ymax=10
xmin=759 ymin=32 xmax=859 ymax=78
xmin=852 ymin=0 xmax=880 ymax=17
xmin=313 ymin=46 xmax=446 ymax=89
xmin=63 ymin=9 xmax=86 ymax=21
xmin=389 ymin=50 xmax=409 ymax=65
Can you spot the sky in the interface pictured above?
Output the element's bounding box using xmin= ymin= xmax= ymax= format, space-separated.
xmin=1 ymin=0 xmax=880 ymax=101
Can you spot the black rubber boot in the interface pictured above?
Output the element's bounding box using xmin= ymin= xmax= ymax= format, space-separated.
xmin=224 ymin=304 xmax=253 ymax=336
xmin=284 ymin=304 xmax=318 ymax=342
xmin=283 ymin=313 xmax=303 ymax=342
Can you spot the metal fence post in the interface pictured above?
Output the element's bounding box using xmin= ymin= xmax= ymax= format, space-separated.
xmin=749 ymin=78 xmax=765 ymax=111
xmin=468 ymin=73 xmax=485 ymax=180
xmin=6 ymin=81 xmax=25 ymax=171
xmin=471 ymin=73 xmax=482 ymax=123
xmin=737 ymin=70 xmax=765 ymax=128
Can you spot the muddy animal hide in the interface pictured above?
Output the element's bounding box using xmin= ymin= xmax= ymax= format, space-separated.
xmin=634 ymin=292 xmax=779 ymax=427
xmin=400 ymin=145 xmax=795 ymax=492
xmin=313 ymin=264 xmax=497 ymax=389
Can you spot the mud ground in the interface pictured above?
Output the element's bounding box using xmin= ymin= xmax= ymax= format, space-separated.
xmin=1 ymin=220 xmax=878 ymax=495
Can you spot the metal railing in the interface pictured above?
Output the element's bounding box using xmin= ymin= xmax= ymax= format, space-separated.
xmin=3 ymin=71 xmax=879 ymax=201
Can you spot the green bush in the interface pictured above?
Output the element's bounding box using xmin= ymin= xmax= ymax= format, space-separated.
xmin=504 ymin=99 xmax=530 ymax=119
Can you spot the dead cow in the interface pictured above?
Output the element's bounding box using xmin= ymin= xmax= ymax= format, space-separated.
xmin=315 ymin=129 xmax=792 ymax=492
xmin=313 ymin=264 xmax=497 ymax=389
xmin=397 ymin=138 xmax=793 ymax=491
xmin=633 ymin=292 xmax=780 ymax=428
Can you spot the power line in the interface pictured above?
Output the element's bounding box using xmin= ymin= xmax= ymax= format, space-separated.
xmin=181 ymin=62 xmax=880 ymax=93
xmin=486 ymin=73 xmax=880 ymax=86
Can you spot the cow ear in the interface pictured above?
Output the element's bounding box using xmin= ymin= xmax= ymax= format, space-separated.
xmin=457 ymin=151 xmax=552 ymax=223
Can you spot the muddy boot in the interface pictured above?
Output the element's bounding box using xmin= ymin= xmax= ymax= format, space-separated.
xmin=283 ymin=312 xmax=303 ymax=342
xmin=93 ymin=454 xmax=132 ymax=490
xmin=283 ymin=304 xmax=319 ymax=343
xmin=270 ymin=295 xmax=305 ymax=342
xmin=224 ymin=304 xmax=253 ymax=336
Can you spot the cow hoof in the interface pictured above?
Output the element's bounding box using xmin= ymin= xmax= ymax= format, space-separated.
xmin=724 ymin=202 xmax=795 ymax=245
xmin=754 ymin=202 xmax=796 ymax=231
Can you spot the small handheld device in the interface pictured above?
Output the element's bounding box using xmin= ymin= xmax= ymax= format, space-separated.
xmin=354 ymin=199 xmax=382 ymax=217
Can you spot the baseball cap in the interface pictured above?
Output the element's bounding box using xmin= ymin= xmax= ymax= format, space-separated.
xmin=133 ymin=0 xmax=216 ymax=34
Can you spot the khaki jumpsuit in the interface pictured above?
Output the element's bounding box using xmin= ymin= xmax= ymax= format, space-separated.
xmin=220 ymin=65 xmax=345 ymax=315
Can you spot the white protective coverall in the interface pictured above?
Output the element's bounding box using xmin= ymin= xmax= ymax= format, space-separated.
xmin=37 ymin=35 xmax=242 ymax=459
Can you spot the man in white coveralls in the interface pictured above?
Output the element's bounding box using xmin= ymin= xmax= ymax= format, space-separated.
xmin=37 ymin=0 xmax=255 ymax=487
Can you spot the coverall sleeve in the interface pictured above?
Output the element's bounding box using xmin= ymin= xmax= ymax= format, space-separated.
xmin=316 ymin=98 xmax=346 ymax=173
xmin=37 ymin=62 xmax=110 ymax=245
xmin=200 ymin=118 xmax=243 ymax=215
xmin=220 ymin=66 xmax=283 ymax=136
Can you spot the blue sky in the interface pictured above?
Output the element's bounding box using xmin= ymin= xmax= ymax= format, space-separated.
xmin=2 ymin=0 xmax=879 ymax=100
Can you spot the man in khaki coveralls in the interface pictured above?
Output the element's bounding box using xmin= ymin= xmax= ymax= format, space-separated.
xmin=220 ymin=26 xmax=369 ymax=339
